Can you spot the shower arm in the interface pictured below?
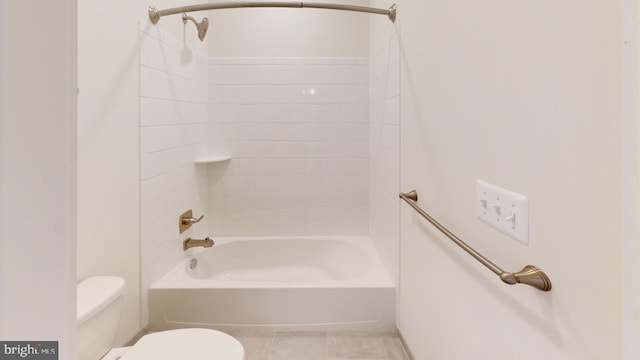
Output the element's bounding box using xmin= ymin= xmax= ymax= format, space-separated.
xmin=399 ymin=190 xmax=552 ymax=292
xmin=148 ymin=1 xmax=397 ymax=24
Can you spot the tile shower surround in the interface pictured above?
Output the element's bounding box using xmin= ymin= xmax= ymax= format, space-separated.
xmin=207 ymin=58 xmax=370 ymax=236
xmin=138 ymin=27 xmax=400 ymax=326
xmin=369 ymin=23 xmax=401 ymax=289
xmin=138 ymin=24 xmax=208 ymax=324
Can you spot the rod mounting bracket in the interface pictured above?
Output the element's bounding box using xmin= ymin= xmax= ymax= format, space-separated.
xmin=149 ymin=5 xmax=160 ymax=24
xmin=503 ymin=265 xmax=552 ymax=292
xmin=388 ymin=4 xmax=397 ymax=23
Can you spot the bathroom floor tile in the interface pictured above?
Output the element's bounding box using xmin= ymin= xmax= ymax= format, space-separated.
xmin=268 ymin=331 xmax=328 ymax=360
xmin=228 ymin=330 xmax=276 ymax=360
xmin=327 ymin=332 xmax=386 ymax=359
xmin=227 ymin=330 xmax=410 ymax=360
xmin=379 ymin=335 xmax=410 ymax=360
xmin=329 ymin=358 xmax=387 ymax=360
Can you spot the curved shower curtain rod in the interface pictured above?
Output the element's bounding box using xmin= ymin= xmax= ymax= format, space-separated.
xmin=148 ymin=1 xmax=397 ymax=26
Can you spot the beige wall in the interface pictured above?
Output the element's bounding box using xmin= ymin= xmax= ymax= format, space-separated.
xmin=398 ymin=1 xmax=622 ymax=358
xmin=77 ymin=0 xmax=206 ymax=344
xmin=207 ymin=0 xmax=370 ymax=57
xmin=622 ymin=0 xmax=640 ymax=358
xmin=0 ymin=1 xmax=77 ymax=358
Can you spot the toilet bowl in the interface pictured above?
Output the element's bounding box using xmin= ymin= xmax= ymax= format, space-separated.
xmin=77 ymin=276 xmax=244 ymax=360
xmin=104 ymin=328 xmax=244 ymax=360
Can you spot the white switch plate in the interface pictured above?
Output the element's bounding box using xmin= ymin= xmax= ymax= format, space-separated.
xmin=476 ymin=180 xmax=529 ymax=245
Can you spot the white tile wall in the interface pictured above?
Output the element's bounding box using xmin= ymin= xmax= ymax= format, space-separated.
xmin=137 ymin=39 xmax=397 ymax=323
xmin=369 ymin=24 xmax=400 ymax=284
xmin=138 ymin=25 xmax=208 ymax=325
xmin=208 ymin=58 xmax=369 ymax=236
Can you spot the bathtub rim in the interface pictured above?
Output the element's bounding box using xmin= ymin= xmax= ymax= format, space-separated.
xmin=151 ymin=236 xmax=394 ymax=290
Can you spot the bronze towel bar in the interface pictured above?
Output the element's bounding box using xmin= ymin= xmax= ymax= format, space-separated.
xmin=399 ymin=190 xmax=552 ymax=292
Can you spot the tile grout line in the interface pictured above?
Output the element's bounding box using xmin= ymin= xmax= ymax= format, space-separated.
xmin=379 ymin=335 xmax=389 ymax=360
xmin=265 ymin=331 xmax=277 ymax=360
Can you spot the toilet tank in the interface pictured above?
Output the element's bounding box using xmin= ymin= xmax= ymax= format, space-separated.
xmin=77 ymin=276 xmax=125 ymax=360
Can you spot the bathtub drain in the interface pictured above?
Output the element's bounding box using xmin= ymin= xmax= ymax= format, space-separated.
xmin=189 ymin=258 xmax=198 ymax=270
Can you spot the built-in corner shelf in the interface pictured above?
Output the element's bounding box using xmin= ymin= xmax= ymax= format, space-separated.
xmin=194 ymin=155 xmax=232 ymax=164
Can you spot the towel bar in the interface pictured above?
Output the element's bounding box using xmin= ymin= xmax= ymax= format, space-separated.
xmin=400 ymin=190 xmax=552 ymax=292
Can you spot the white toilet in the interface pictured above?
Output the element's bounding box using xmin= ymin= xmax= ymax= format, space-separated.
xmin=77 ymin=276 xmax=244 ymax=360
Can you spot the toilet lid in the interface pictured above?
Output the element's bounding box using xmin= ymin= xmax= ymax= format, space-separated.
xmin=120 ymin=329 xmax=244 ymax=360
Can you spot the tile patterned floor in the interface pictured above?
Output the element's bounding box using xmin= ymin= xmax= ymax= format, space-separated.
xmin=227 ymin=331 xmax=410 ymax=360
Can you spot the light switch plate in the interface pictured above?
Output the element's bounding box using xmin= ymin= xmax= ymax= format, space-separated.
xmin=476 ymin=180 xmax=529 ymax=245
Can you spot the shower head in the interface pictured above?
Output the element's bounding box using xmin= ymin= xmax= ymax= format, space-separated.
xmin=197 ymin=17 xmax=209 ymax=41
xmin=182 ymin=13 xmax=209 ymax=41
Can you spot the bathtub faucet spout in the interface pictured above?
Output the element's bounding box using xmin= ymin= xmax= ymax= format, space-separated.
xmin=183 ymin=237 xmax=214 ymax=251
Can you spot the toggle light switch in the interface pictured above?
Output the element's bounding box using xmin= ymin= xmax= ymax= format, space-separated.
xmin=476 ymin=180 xmax=529 ymax=245
xmin=479 ymin=199 xmax=487 ymax=209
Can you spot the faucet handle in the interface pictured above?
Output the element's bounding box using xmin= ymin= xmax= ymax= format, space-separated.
xmin=179 ymin=209 xmax=204 ymax=233
xmin=182 ymin=214 xmax=204 ymax=225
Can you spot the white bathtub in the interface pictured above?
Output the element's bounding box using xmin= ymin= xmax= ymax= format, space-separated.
xmin=149 ymin=236 xmax=395 ymax=332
